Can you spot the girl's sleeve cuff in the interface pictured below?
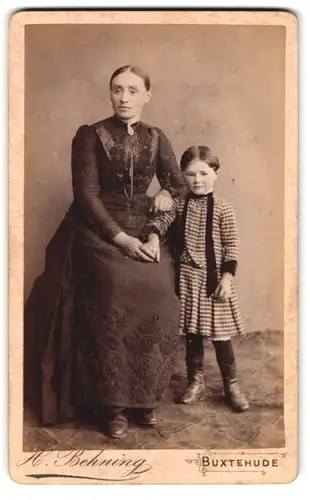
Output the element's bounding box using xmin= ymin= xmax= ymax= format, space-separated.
xmin=221 ymin=260 xmax=238 ymax=276
xmin=140 ymin=225 xmax=162 ymax=241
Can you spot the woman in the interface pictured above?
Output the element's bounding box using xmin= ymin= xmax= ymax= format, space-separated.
xmin=24 ymin=65 xmax=185 ymax=439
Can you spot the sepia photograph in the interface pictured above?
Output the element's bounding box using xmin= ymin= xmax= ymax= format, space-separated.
xmin=9 ymin=10 xmax=298 ymax=484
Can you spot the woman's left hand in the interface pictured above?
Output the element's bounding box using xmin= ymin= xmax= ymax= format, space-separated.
xmin=140 ymin=234 xmax=160 ymax=262
xmin=151 ymin=189 xmax=173 ymax=214
xmin=215 ymin=273 xmax=233 ymax=300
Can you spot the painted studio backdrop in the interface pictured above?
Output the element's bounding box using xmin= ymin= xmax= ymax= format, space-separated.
xmin=24 ymin=25 xmax=284 ymax=336
xmin=23 ymin=23 xmax=286 ymax=451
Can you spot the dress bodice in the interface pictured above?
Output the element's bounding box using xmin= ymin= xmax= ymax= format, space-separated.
xmin=183 ymin=197 xmax=209 ymax=268
xmin=71 ymin=116 xmax=185 ymax=239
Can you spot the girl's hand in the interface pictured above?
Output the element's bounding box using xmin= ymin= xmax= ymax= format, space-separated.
xmin=113 ymin=232 xmax=154 ymax=262
xmin=151 ymin=189 xmax=173 ymax=214
xmin=215 ymin=273 xmax=233 ymax=300
xmin=140 ymin=233 xmax=160 ymax=262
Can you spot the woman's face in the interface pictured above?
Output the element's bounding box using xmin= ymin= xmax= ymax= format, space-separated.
xmin=110 ymin=71 xmax=151 ymax=121
xmin=184 ymin=160 xmax=218 ymax=196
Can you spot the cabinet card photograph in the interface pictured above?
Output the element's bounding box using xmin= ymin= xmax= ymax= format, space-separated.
xmin=9 ymin=9 xmax=298 ymax=485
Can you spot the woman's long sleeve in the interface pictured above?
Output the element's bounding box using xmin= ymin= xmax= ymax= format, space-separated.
xmin=71 ymin=125 xmax=123 ymax=240
xmin=156 ymin=129 xmax=186 ymax=197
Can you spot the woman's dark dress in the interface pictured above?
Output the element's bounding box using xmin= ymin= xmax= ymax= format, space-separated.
xmin=24 ymin=116 xmax=185 ymax=425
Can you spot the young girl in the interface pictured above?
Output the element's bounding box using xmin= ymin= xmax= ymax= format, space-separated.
xmin=141 ymin=145 xmax=249 ymax=412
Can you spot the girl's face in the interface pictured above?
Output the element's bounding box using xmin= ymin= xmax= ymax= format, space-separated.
xmin=110 ymin=71 xmax=151 ymax=121
xmin=184 ymin=160 xmax=218 ymax=195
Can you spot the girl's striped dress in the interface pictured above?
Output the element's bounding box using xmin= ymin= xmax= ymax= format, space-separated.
xmin=146 ymin=192 xmax=245 ymax=340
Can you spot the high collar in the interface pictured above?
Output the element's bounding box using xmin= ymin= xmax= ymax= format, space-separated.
xmin=189 ymin=191 xmax=214 ymax=200
xmin=112 ymin=114 xmax=140 ymax=133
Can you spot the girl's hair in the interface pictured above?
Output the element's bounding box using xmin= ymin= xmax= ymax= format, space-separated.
xmin=180 ymin=145 xmax=220 ymax=172
xmin=109 ymin=65 xmax=151 ymax=91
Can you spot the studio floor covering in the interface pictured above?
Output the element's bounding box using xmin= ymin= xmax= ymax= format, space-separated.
xmin=23 ymin=330 xmax=284 ymax=451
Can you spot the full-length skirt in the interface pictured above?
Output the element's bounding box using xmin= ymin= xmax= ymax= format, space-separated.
xmin=24 ymin=208 xmax=180 ymax=425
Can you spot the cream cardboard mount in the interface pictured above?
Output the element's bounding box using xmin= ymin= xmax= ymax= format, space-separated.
xmin=8 ymin=9 xmax=298 ymax=485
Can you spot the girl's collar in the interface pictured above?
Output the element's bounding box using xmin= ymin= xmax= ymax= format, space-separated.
xmin=189 ymin=191 xmax=214 ymax=200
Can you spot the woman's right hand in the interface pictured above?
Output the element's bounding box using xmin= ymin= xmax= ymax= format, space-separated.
xmin=113 ymin=232 xmax=155 ymax=262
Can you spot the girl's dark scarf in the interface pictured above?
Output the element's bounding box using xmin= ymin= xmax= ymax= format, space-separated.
xmin=173 ymin=192 xmax=218 ymax=298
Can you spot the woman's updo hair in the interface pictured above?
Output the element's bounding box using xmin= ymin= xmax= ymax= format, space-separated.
xmin=180 ymin=145 xmax=220 ymax=172
xmin=109 ymin=65 xmax=151 ymax=91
